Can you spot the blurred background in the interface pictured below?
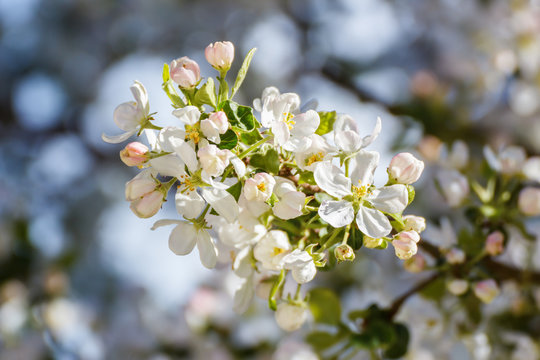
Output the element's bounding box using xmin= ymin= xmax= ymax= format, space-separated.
xmin=1 ymin=0 xmax=540 ymax=359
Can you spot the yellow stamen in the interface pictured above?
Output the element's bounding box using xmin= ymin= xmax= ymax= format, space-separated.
xmin=273 ymin=247 xmax=285 ymax=256
xmin=185 ymin=129 xmax=200 ymax=144
xmin=283 ymin=112 xmax=295 ymax=130
xmin=352 ymin=181 xmax=371 ymax=199
xmin=305 ymin=152 xmax=325 ymax=166
xmin=257 ymin=183 xmax=266 ymax=192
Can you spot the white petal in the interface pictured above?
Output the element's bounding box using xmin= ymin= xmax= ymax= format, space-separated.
xmin=282 ymin=136 xmax=312 ymax=152
xmin=169 ymin=222 xmax=197 ymax=255
xmin=335 ymin=130 xmax=361 ymax=153
xmin=175 ymin=188 xmax=205 ymax=219
xmin=233 ymin=276 xmax=254 ymax=314
xmin=360 ymin=116 xmax=382 ymax=148
xmin=523 ymin=157 xmax=540 ymax=182
xmin=230 ymin=156 xmax=246 ymax=178
xmin=233 ymin=247 xmax=254 ymax=278
xmin=150 ymin=219 xmax=182 ymax=230
xmin=197 ymin=230 xmax=217 ymax=268
xmin=333 ymin=114 xmax=358 ymax=133
xmin=355 ymin=206 xmax=392 ymax=238
xmin=101 ymin=129 xmax=138 ymax=144
xmin=368 ymin=184 xmax=408 ymax=214
xmin=130 ymin=80 xmax=149 ymax=114
xmin=175 ymin=141 xmax=198 ymax=173
xmin=201 ymin=187 xmax=239 ymax=223
xmin=113 ymin=102 xmax=141 ymax=131
xmin=318 ymin=200 xmax=355 ymax=228
xmin=349 ymin=150 xmax=380 ymax=185
xmin=290 ymin=110 xmax=320 ymax=138
xmin=144 ymin=129 xmax=158 ymax=151
xmin=314 ymin=162 xmax=352 ymax=198
xmin=292 ymin=261 xmax=316 ymax=284
xmin=273 ymin=120 xmax=290 ymax=146
xmin=172 ymin=106 xmax=201 ymax=125
xmin=149 ymin=154 xmax=186 ymax=178
xmin=483 ymin=146 xmax=501 ymax=171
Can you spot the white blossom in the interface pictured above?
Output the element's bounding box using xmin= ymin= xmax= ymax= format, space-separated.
xmin=282 ymin=249 xmax=316 ymax=284
xmin=275 ymin=303 xmax=307 ymax=332
xmin=253 ymin=230 xmax=291 ymax=271
xmin=272 ymin=177 xmax=306 ymax=220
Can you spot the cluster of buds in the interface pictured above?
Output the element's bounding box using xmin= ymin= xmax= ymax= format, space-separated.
xmin=103 ymin=41 xmax=425 ymax=332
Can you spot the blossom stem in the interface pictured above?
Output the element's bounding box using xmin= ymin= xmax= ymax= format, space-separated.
xmin=320 ymin=228 xmax=343 ymax=251
xmin=269 ymin=269 xmax=286 ymax=311
xmin=195 ymin=204 xmax=211 ymax=223
xmin=341 ymin=224 xmax=351 ymax=245
xmin=294 ymin=284 xmax=302 ymax=300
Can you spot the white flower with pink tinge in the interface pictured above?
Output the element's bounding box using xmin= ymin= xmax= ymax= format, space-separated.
xmin=314 ymin=152 xmax=408 ymax=239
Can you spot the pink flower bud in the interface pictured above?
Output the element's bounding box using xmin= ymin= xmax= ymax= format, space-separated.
xmin=418 ymin=135 xmax=442 ymax=162
xmin=403 ymin=215 xmax=426 ymax=233
xmin=125 ymin=171 xmax=157 ymax=201
xmin=334 ymin=244 xmax=355 ymax=262
xmin=120 ymin=142 xmax=149 ymax=167
xmin=208 ymin=111 xmax=229 ymax=133
xmin=447 ymin=279 xmax=468 ymax=295
xmin=205 ymin=41 xmax=235 ymax=71
xmin=518 ymin=187 xmax=540 ymax=216
xmin=485 ymin=231 xmax=504 ymax=256
xmin=473 ymin=279 xmax=499 ymax=304
xmin=392 ymin=231 xmax=420 ymax=260
xmin=129 ymin=190 xmax=164 ymax=218
xmin=446 ymin=247 xmax=466 ymax=264
xmin=170 ymin=56 xmax=201 ymax=89
xmin=403 ymin=254 xmax=426 ymax=273
xmin=388 ymin=152 xmax=424 ymax=184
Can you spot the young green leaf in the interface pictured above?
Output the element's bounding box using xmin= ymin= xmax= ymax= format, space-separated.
xmin=230 ymin=48 xmax=257 ymax=100
xmin=218 ymin=100 xmax=256 ymax=132
xmin=217 ymin=129 xmax=238 ymax=150
xmin=315 ymin=111 xmax=337 ymax=135
xmin=193 ymin=78 xmax=217 ymax=108
xmin=162 ymin=63 xmax=186 ymax=108
xmin=250 ymin=146 xmax=280 ymax=174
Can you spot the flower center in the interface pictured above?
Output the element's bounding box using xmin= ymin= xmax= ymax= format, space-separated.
xmin=179 ymin=173 xmax=203 ymax=193
xmin=352 ymin=181 xmax=371 ymax=200
xmin=305 ymin=152 xmax=324 ymax=166
xmin=257 ymin=182 xmax=266 ymax=192
xmin=272 ymin=247 xmax=286 ymax=256
xmin=185 ymin=128 xmax=200 ymax=144
xmin=282 ymin=112 xmax=295 ymax=130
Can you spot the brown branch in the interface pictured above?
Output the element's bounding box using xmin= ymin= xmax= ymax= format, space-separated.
xmin=387 ymin=272 xmax=440 ymax=319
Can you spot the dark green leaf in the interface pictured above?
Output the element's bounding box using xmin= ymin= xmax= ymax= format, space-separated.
xmin=231 ymin=48 xmax=257 ymax=99
xmin=298 ymin=171 xmax=316 ymax=185
xmin=369 ymin=320 xmax=396 ymax=346
xmin=226 ymin=181 xmax=242 ymax=201
xmin=383 ymin=323 xmax=410 ymax=359
xmin=250 ymin=146 xmax=280 ymax=174
xmin=218 ymin=100 xmax=256 ymax=132
xmin=349 ymin=225 xmax=363 ymax=250
xmin=217 ymin=129 xmax=238 ymax=150
xmin=308 ymin=288 xmax=341 ymax=325
xmin=315 ymin=111 xmax=337 ymax=135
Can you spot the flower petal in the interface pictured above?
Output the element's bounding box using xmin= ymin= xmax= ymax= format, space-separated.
xmin=101 ymin=129 xmax=138 ymax=144
xmin=368 ymin=184 xmax=408 ymax=214
xmin=201 ymin=187 xmax=239 ymax=223
xmin=169 ymin=222 xmax=197 ymax=255
xmin=273 ymin=120 xmax=290 ymax=146
xmin=197 ymin=230 xmax=217 ymax=269
xmin=151 ymin=219 xmax=182 ymax=230
xmin=360 ymin=116 xmax=382 ymax=148
xmin=175 ymin=188 xmax=205 ymax=219
xmin=149 ymin=154 xmax=186 ymax=178
xmin=172 ymin=105 xmax=201 ymax=125
xmin=113 ymin=102 xmax=141 ymax=131
xmin=290 ymin=110 xmax=320 ymax=138
xmin=318 ymin=200 xmax=355 ymax=228
xmin=233 ymin=276 xmax=254 ymax=314
xmin=349 ymin=150 xmax=380 ymax=185
xmin=130 ymin=80 xmax=149 ymax=114
xmin=356 ymin=206 xmax=392 ymax=238
xmin=335 ymin=130 xmax=362 ymax=153
xmin=314 ymin=161 xmax=352 ymax=198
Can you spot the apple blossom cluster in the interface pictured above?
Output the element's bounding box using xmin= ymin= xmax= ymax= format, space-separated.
xmin=103 ymin=41 xmax=426 ymax=332
xmin=410 ymin=137 xmax=540 ymax=304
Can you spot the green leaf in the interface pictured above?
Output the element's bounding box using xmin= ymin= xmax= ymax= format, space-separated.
xmin=308 ymin=288 xmax=341 ymax=325
xmin=407 ymin=185 xmax=415 ymax=205
xmin=298 ymin=171 xmax=316 ymax=185
xmin=369 ymin=320 xmax=396 ymax=346
xmin=305 ymin=331 xmax=345 ymax=352
xmin=349 ymin=225 xmax=363 ymax=250
xmin=419 ymin=277 xmax=446 ymax=301
xmin=315 ymin=111 xmax=337 ymax=135
xmin=162 ymin=63 xmax=186 ymax=108
xmin=193 ymin=78 xmax=217 ymax=108
xmin=218 ymin=100 xmax=256 ymax=132
xmin=231 ymin=48 xmax=257 ymax=100
xmin=240 ymin=128 xmax=263 ymax=145
xmin=217 ymin=129 xmax=238 ymax=150
xmin=250 ymin=146 xmax=280 ymax=174
xmin=383 ymin=323 xmax=410 ymax=359
xmin=226 ymin=181 xmax=242 ymax=201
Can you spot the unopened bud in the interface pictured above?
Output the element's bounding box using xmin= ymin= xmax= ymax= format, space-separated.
xmin=205 ymin=41 xmax=235 ymax=71
xmin=446 ymin=247 xmax=466 ymax=264
xmin=388 ymin=152 xmax=424 ymax=184
xmin=473 ymin=279 xmax=499 ymax=304
xmin=403 ymin=254 xmax=426 ymax=273
xmin=201 ymin=111 xmax=229 ymax=144
xmin=403 ymin=215 xmax=426 ymax=233
xmin=447 ymin=279 xmax=468 ymax=296
xmin=392 ymin=231 xmax=420 ymax=260
xmin=170 ymin=56 xmax=201 ymax=89
xmin=129 ymin=190 xmax=164 ymax=218
xmin=485 ymin=231 xmax=504 ymax=256
xmin=518 ymin=187 xmax=540 ymax=216
xmin=120 ymin=142 xmax=149 ymax=167
xmin=334 ymin=244 xmax=355 ymax=262
xmin=275 ymin=303 xmax=307 ymax=332
xmin=363 ymin=236 xmax=384 ymax=249
xmin=418 ymin=135 xmax=442 ymax=162
xmin=125 ymin=171 xmax=158 ymax=201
